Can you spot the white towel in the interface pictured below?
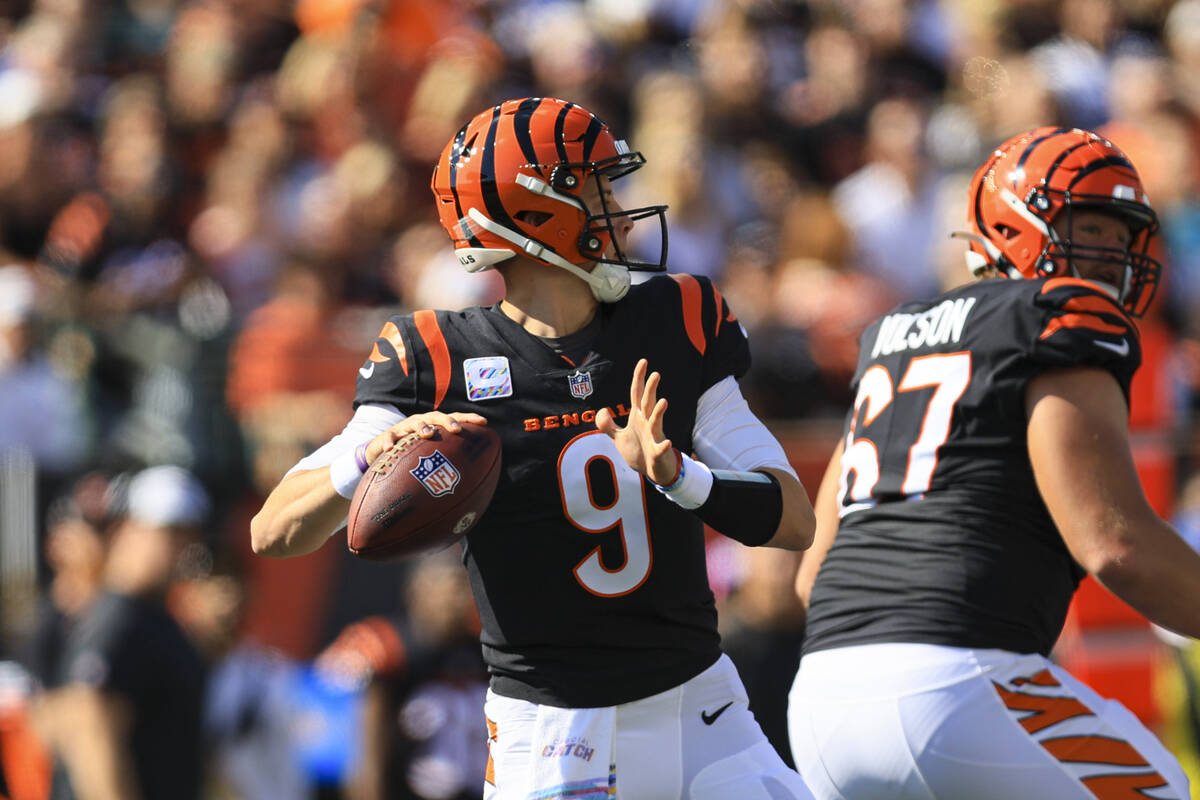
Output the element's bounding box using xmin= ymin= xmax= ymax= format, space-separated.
xmin=526 ymin=704 xmax=616 ymax=800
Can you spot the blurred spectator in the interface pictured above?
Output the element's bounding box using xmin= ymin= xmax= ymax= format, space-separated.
xmin=0 ymin=264 xmax=86 ymax=474
xmin=32 ymin=465 xmax=209 ymax=800
xmin=204 ymin=642 xmax=309 ymax=800
xmin=6 ymin=471 xmax=115 ymax=800
xmin=318 ymin=550 xmax=487 ymax=800
xmin=24 ymin=471 xmax=116 ymax=690
xmin=1165 ymin=0 xmax=1200 ymax=117
xmin=832 ymin=97 xmax=946 ymax=301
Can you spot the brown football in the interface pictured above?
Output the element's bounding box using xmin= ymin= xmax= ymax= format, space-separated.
xmin=347 ymin=423 xmax=502 ymax=561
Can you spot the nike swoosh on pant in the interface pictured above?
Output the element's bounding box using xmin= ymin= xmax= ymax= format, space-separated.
xmin=701 ymin=701 xmax=733 ymax=725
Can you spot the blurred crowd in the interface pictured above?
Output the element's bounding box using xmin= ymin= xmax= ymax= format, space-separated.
xmin=2 ymin=0 xmax=1200 ymax=797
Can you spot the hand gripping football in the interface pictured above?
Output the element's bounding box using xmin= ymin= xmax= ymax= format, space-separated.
xmin=347 ymin=423 xmax=502 ymax=561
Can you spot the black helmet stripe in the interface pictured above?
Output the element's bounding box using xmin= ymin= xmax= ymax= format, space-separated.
xmin=553 ymin=102 xmax=576 ymax=164
xmin=480 ymin=105 xmax=522 ymax=234
xmin=580 ymin=115 xmax=605 ymax=162
xmin=513 ymin=97 xmax=544 ymax=175
xmin=973 ymin=151 xmax=1003 ymax=251
xmin=1067 ymin=155 xmax=1135 ymax=187
xmin=1042 ymin=141 xmax=1091 ymax=186
xmin=1015 ymin=127 xmax=1072 ymax=174
xmin=447 ymin=122 xmax=482 ymax=248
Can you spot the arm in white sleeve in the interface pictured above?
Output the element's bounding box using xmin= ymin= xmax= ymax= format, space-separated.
xmin=287 ymin=402 xmax=407 ymax=479
xmin=649 ymin=375 xmax=812 ymax=549
xmin=692 ymin=375 xmax=798 ymax=479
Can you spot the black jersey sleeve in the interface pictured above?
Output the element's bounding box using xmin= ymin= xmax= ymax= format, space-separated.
xmin=1029 ymin=277 xmax=1141 ymax=396
xmin=663 ymin=274 xmax=750 ymax=391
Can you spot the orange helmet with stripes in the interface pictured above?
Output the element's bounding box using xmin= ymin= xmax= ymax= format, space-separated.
xmin=958 ymin=126 xmax=1161 ymax=316
xmin=430 ymin=97 xmax=668 ymax=303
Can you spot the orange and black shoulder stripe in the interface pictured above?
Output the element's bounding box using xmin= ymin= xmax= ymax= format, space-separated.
xmin=1036 ymin=278 xmax=1136 ymax=343
xmin=412 ymin=310 xmax=451 ymax=409
xmin=669 ymin=274 xmax=738 ymax=356
xmin=367 ymin=320 xmax=410 ymax=376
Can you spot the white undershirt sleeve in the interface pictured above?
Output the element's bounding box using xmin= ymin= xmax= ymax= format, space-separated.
xmin=285 ymin=403 xmax=407 ymax=476
xmin=692 ymin=375 xmax=797 ymax=479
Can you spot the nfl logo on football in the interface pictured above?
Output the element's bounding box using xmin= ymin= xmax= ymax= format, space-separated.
xmin=410 ymin=451 xmax=461 ymax=497
xmin=568 ymin=370 xmax=593 ymax=399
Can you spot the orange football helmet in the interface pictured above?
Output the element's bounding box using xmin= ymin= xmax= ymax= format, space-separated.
xmin=959 ymin=126 xmax=1161 ymax=316
xmin=430 ymin=97 xmax=668 ymax=303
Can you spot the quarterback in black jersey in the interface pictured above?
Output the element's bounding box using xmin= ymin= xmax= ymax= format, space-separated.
xmin=251 ymin=98 xmax=816 ymax=799
xmin=787 ymin=127 xmax=1200 ymax=799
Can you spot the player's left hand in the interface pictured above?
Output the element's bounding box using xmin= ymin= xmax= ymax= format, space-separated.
xmin=596 ymin=359 xmax=678 ymax=485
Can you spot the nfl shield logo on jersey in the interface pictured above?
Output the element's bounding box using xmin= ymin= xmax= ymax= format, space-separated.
xmin=568 ymin=370 xmax=593 ymax=399
xmin=409 ymin=451 xmax=461 ymax=497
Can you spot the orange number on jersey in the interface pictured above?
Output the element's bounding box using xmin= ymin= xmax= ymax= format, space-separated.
xmin=557 ymin=431 xmax=653 ymax=597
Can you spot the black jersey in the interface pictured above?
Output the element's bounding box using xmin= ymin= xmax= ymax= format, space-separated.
xmin=804 ymin=277 xmax=1141 ymax=658
xmin=355 ymin=274 xmax=749 ymax=707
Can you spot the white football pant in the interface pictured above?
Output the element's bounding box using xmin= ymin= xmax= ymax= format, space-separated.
xmin=485 ymin=654 xmax=814 ymax=799
xmin=787 ymin=643 xmax=1188 ymax=800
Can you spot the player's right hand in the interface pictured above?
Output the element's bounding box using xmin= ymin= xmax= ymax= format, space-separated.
xmin=365 ymin=412 xmax=488 ymax=467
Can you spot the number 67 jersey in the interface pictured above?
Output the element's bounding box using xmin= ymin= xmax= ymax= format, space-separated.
xmin=354 ymin=275 xmax=748 ymax=708
xmin=804 ymin=276 xmax=1141 ymax=659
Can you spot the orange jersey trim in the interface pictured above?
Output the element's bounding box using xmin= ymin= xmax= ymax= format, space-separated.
xmin=1060 ymin=294 xmax=1129 ymax=318
xmin=711 ymin=283 xmax=725 ymax=338
xmin=1040 ymin=276 xmax=1122 ymax=298
xmin=1039 ymin=313 xmax=1128 ymax=341
xmin=670 ymin=274 xmax=706 ymax=356
xmin=413 ymin=310 xmax=451 ymax=408
xmin=369 ymin=320 xmax=409 ymax=375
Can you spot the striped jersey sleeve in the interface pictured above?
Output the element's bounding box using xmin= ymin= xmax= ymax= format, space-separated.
xmin=354 ymin=312 xmax=429 ymax=412
xmin=1029 ymin=277 xmax=1141 ymax=395
xmin=664 ymin=273 xmax=750 ymax=391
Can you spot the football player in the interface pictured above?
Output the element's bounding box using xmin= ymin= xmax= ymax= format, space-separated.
xmin=787 ymin=126 xmax=1200 ymax=799
xmin=251 ymin=98 xmax=817 ymax=799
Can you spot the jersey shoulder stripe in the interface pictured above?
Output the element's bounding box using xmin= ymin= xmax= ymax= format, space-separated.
xmin=367 ymin=320 xmax=410 ymax=375
xmin=413 ymin=309 xmax=451 ymax=409
xmin=669 ymin=273 xmax=707 ymax=355
xmin=710 ymin=282 xmax=735 ymax=337
xmin=1034 ymin=277 xmax=1137 ymax=343
xmin=662 ymin=273 xmax=739 ymax=357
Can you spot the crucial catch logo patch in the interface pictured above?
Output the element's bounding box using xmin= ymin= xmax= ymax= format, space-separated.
xmin=464 ymin=356 xmax=513 ymax=401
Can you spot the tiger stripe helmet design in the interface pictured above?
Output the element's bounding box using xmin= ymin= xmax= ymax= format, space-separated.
xmin=430 ymin=97 xmax=668 ymax=303
xmin=958 ymin=126 xmax=1161 ymax=317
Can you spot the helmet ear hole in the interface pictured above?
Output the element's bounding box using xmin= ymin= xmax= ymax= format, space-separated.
xmin=514 ymin=210 xmax=552 ymax=227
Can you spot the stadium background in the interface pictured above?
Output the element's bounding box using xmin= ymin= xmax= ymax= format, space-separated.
xmin=2 ymin=0 xmax=1200 ymax=796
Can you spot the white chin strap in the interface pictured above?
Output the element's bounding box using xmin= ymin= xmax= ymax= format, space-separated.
xmin=465 ymin=207 xmax=630 ymax=302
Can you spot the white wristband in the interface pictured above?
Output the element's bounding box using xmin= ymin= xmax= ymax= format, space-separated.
xmin=329 ymin=447 xmax=367 ymax=499
xmin=653 ymin=452 xmax=714 ymax=510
